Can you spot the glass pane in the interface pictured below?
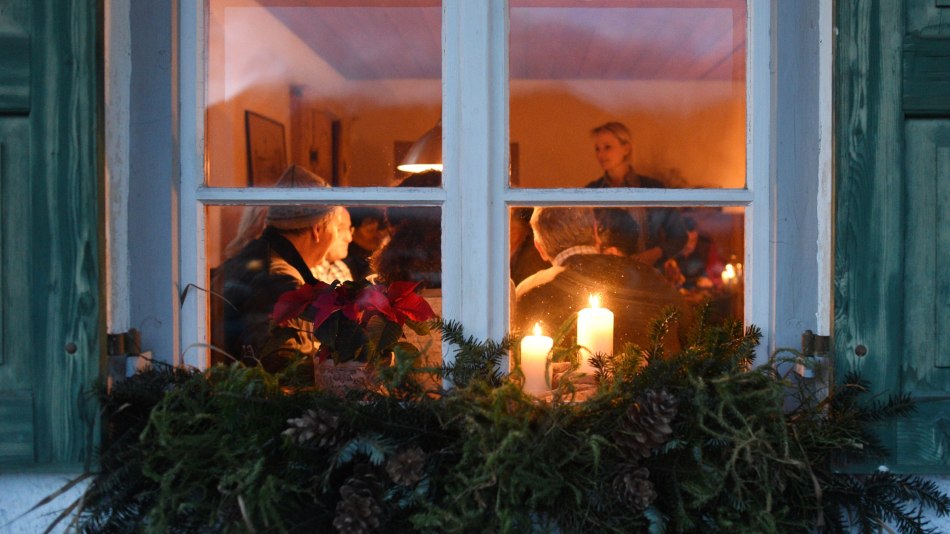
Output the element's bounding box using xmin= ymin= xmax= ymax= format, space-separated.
xmin=509 ymin=1 xmax=746 ymax=189
xmin=206 ymin=0 xmax=442 ymax=187
xmin=510 ymin=206 xmax=744 ymax=354
xmin=207 ymin=203 xmax=442 ymax=379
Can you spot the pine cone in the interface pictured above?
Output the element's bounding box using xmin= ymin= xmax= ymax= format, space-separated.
xmin=283 ymin=409 xmax=340 ymax=447
xmin=334 ymin=467 xmax=383 ymax=534
xmin=386 ymin=446 xmax=426 ymax=486
xmin=613 ymin=467 xmax=657 ymax=511
xmin=614 ymin=389 xmax=678 ymax=460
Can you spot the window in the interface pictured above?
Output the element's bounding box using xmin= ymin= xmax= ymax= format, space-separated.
xmin=178 ymin=0 xmax=771 ymax=369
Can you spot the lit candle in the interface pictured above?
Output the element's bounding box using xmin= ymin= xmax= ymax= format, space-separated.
xmin=576 ymin=294 xmax=613 ymax=374
xmin=721 ymin=263 xmax=737 ymax=286
xmin=520 ymin=323 xmax=553 ymax=395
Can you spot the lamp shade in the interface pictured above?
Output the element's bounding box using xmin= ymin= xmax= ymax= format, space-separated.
xmin=397 ymin=119 xmax=442 ymax=173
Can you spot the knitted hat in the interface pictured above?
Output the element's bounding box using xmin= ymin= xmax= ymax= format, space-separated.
xmin=266 ymin=165 xmax=335 ymax=230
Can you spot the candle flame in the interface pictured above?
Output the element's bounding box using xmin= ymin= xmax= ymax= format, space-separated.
xmin=721 ymin=264 xmax=736 ymax=282
xmin=533 ymin=322 xmax=542 ymax=337
xmin=588 ymin=293 xmax=601 ymax=308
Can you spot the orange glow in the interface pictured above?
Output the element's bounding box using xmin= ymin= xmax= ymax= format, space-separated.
xmin=588 ymin=294 xmax=601 ymax=308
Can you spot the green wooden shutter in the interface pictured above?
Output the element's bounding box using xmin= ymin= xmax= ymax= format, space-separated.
xmin=836 ymin=0 xmax=950 ymax=472
xmin=0 ymin=0 xmax=101 ymax=469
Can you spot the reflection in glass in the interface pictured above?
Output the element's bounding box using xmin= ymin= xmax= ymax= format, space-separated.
xmin=510 ymin=206 xmax=744 ymax=352
xmin=207 ymin=200 xmax=442 ymax=374
xmin=206 ymin=1 xmax=441 ymax=187
xmin=509 ymin=1 xmax=747 ymax=189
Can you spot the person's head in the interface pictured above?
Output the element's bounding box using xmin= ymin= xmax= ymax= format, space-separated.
xmin=371 ymin=170 xmax=443 ymax=287
xmin=265 ymin=165 xmax=340 ymax=265
xmin=680 ymin=216 xmax=700 ymax=257
xmin=371 ymin=207 xmax=441 ymax=288
xmin=510 ymin=207 xmax=534 ymax=256
xmin=596 ymin=208 xmax=640 ymax=257
xmin=325 ymin=207 xmax=353 ymax=262
xmin=530 ymin=207 xmax=597 ymax=261
xmin=348 ymin=207 xmax=388 ymax=252
xmin=591 ymin=121 xmax=633 ymax=176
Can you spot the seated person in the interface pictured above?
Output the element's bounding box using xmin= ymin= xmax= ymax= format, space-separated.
xmin=215 ymin=165 xmax=341 ymax=373
xmin=313 ymin=205 xmax=354 ymax=283
xmin=595 ymin=208 xmax=640 ymax=257
xmin=372 ymin=170 xmax=442 ymax=289
xmin=514 ymin=207 xmax=688 ymax=353
xmin=510 ymin=207 xmax=550 ymax=285
xmin=674 ymin=216 xmax=724 ymax=289
xmin=344 ymin=207 xmax=388 ymax=282
xmin=371 ymin=171 xmax=442 ymax=386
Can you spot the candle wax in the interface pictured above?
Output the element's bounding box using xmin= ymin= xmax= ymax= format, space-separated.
xmin=520 ymin=333 xmax=553 ymax=395
xmin=577 ymin=306 xmax=614 ymax=374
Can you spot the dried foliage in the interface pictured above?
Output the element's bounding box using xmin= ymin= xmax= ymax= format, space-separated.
xmin=67 ymin=307 xmax=949 ymax=533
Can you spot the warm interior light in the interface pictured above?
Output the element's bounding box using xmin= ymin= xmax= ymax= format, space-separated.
xmin=397 ymin=119 xmax=442 ymax=173
xmin=588 ymin=294 xmax=601 ymax=308
xmin=721 ymin=264 xmax=736 ymax=282
xmin=533 ymin=322 xmax=542 ymax=337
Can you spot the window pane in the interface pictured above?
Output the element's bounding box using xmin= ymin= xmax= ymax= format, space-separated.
xmin=510 ymin=206 xmax=744 ymax=352
xmin=508 ymin=1 xmax=746 ymax=189
xmin=206 ymin=1 xmax=442 ymax=187
xmin=207 ymin=204 xmax=442 ymax=376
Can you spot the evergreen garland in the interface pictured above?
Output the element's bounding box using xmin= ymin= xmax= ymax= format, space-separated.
xmin=63 ymin=308 xmax=950 ymax=533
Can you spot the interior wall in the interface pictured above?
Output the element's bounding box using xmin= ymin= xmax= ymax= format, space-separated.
xmin=511 ymin=80 xmax=746 ymax=188
xmin=206 ymin=3 xmax=347 ymax=267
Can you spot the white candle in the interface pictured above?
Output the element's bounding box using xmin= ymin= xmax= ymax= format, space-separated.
xmin=520 ymin=323 xmax=553 ymax=395
xmin=577 ymin=294 xmax=613 ymax=374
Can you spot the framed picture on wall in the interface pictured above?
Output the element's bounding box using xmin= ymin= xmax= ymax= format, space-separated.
xmin=245 ymin=111 xmax=287 ymax=186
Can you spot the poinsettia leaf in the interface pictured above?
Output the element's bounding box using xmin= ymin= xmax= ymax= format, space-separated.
xmin=363 ymin=315 xmax=388 ymax=363
xmin=341 ymin=301 xmax=362 ymax=322
xmin=271 ymin=283 xmax=328 ymax=325
xmin=334 ymin=317 xmax=367 ymax=363
xmin=391 ymin=292 xmax=436 ymax=323
xmin=376 ymin=319 xmax=405 ymax=357
xmin=392 ymin=341 xmax=421 ymax=361
xmin=404 ymin=319 xmax=432 ymax=336
xmin=356 ymin=286 xmax=398 ymax=323
xmin=386 ymin=281 xmax=422 ymax=300
xmin=312 ymin=312 xmax=341 ymax=350
xmin=310 ymin=291 xmax=344 ymax=330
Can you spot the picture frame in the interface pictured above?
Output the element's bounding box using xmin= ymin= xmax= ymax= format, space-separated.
xmin=245 ymin=111 xmax=287 ymax=186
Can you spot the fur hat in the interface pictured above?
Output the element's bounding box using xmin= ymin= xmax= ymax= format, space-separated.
xmin=266 ymin=165 xmax=335 ymax=230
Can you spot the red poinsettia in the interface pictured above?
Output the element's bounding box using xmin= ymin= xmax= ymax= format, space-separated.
xmin=270 ymin=279 xmax=436 ymax=364
xmin=272 ymin=280 xmax=435 ymax=328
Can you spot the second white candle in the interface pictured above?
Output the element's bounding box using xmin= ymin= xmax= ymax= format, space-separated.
xmin=577 ymin=294 xmax=614 ymax=374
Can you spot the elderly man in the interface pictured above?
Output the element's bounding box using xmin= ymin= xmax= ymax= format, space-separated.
xmin=313 ymin=206 xmax=354 ymax=283
xmin=217 ymin=165 xmax=342 ymax=372
xmin=514 ymin=207 xmax=688 ymax=352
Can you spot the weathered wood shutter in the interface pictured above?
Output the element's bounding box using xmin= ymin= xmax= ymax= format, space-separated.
xmin=836 ymin=1 xmax=950 ymax=472
xmin=0 ymin=0 xmax=101 ymax=469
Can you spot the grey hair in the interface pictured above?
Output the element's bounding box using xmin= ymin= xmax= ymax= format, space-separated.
xmin=530 ymin=207 xmax=597 ymax=259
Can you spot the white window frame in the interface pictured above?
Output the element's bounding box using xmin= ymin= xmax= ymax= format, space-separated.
xmin=176 ymin=0 xmax=772 ymax=369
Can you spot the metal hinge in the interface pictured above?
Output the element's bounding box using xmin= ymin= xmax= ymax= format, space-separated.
xmin=107 ymin=328 xmax=141 ymax=356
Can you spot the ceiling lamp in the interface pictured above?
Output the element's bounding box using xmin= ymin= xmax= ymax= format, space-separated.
xmin=397 ymin=119 xmax=442 ymax=173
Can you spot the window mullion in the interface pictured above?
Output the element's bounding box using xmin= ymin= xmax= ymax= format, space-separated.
xmin=179 ymin=0 xmax=206 ymax=369
xmin=747 ymin=0 xmax=772 ymax=360
xmin=442 ymin=0 xmax=509 ymax=352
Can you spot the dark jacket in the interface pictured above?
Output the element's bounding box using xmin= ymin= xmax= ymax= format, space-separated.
xmin=514 ymin=253 xmax=690 ymax=352
xmin=586 ymin=171 xmax=688 ymax=263
xmin=214 ymin=227 xmax=319 ymax=373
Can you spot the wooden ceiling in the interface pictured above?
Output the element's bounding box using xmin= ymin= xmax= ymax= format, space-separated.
xmin=257 ymin=0 xmax=745 ymax=81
